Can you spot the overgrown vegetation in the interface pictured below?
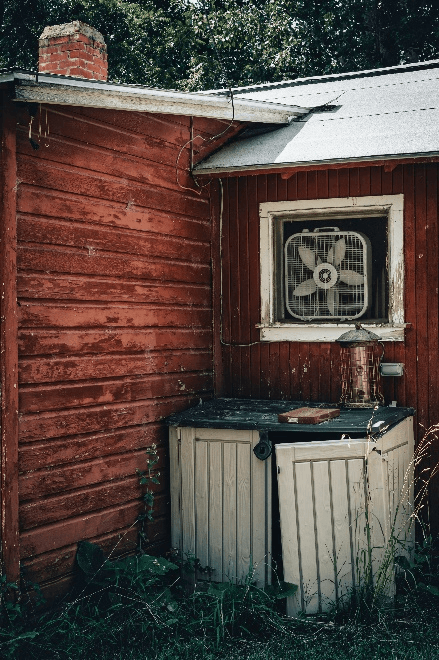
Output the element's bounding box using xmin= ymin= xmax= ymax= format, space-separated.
xmin=0 ymin=534 xmax=439 ymax=660
xmin=2 ymin=432 xmax=439 ymax=659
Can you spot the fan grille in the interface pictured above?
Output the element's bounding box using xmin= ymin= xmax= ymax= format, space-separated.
xmin=285 ymin=231 xmax=369 ymax=320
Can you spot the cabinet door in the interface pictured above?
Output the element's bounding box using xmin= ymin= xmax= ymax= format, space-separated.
xmin=370 ymin=416 xmax=415 ymax=573
xmin=170 ymin=427 xmax=271 ymax=586
xmin=276 ymin=440 xmax=367 ymax=615
xmin=276 ymin=417 xmax=415 ymax=616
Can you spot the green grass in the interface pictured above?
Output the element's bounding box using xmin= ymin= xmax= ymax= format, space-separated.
xmin=1 ymin=540 xmax=439 ymax=660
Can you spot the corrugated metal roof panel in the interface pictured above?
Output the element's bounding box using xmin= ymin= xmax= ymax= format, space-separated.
xmin=195 ymin=63 xmax=439 ymax=172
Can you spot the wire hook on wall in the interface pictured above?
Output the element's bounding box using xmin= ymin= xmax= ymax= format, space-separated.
xmin=28 ymin=103 xmax=50 ymax=150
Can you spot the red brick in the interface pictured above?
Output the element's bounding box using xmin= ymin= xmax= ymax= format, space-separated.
xmin=74 ymin=33 xmax=93 ymax=45
xmin=40 ymin=45 xmax=62 ymax=55
xmin=67 ymin=66 xmax=93 ymax=78
xmin=84 ymin=44 xmax=100 ymax=55
xmin=46 ymin=52 xmax=66 ymax=62
xmin=84 ymin=61 xmax=99 ymax=71
xmin=59 ymin=42 xmax=78 ymax=53
xmin=39 ymin=25 xmax=107 ymax=80
xmin=76 ymin=50 xmax=94 ymax=62
xmin=49 ymin=35 xmax=70 ymax=45
xmin=39 ymin=62 xmax=59 ymax=72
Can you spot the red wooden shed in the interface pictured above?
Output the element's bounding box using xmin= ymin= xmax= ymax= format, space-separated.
xmin=1 ymin=21 xmax=439 ymax=599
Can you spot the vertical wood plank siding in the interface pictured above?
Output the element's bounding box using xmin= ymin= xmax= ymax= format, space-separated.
xmin=15 ymin=104 xmax=223 ymax=595
xmin=218 ymin=166 xmax=439 ymax=531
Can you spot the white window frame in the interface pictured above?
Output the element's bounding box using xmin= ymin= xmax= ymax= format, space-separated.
xmin=259 ymin=194 xmax=406 ymax=342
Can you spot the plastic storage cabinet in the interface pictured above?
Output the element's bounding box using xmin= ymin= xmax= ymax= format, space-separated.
xmin=167 ymin=400 xmax=414 ymax=614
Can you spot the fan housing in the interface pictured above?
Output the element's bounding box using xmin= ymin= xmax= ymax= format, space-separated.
xmin=284 ymin=227 xmax=372 ymax=321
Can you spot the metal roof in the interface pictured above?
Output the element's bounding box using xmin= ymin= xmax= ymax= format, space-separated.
xmin=1 ymin=70 xmax=308 ymax=124
xmin=195 ymin=60 xmax=439 ymax=173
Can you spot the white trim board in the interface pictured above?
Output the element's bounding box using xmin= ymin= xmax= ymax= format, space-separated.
xmin=11 ymin=73 xmax=308 ymax=123
xmin=259 ymin=195 xmax=405 ymax=342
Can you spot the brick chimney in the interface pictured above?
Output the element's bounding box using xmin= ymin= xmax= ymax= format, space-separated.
xmin=39 ymin=21 xmax=108 ymax=81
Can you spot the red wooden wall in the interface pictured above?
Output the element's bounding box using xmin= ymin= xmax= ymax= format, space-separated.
xmin=3 ymin=88 xmax=439 ymax=593
xmin=12 ymin=102 xmax=231 ymax=598
xmin=216 ymin=166 xmax=439 ymax=533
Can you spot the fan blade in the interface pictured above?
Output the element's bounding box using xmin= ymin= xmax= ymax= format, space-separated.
xmin=339 ymin=269 xmax=364 ymax=286
xmin=293 ymin=278 xmax=317 ymax=297
xmin=327 ymin=288 xmax=339 ymax=315
xmin=327 ymin=238 xmax=346 ymax=266
xmin=298 ymin=246 xmax=317 ymax=271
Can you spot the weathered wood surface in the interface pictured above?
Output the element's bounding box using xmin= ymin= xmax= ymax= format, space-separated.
xmin=19 ymin=350 xmax=211 ymax=383
xmin=18 ymin=215 xmax=210 ymax=262
xmin=19 ymin=372 xmax=212 ymax=413
xmin=0 ymin=92 xmax=20 ymax=583
xmin=19 ymin=328 xmax=211 ymax=356
xmin=19 ymin=395 xmax=205 ymax=442
xmin=18 ymin=250 xmax=210 ymax=284
xmin=18 ymin=274 xmax=210 ymax=307
xmin=15 ymin=104 xmax=220 ymax=596
xmin=19 ymin=423 xmax=166 ymax=470
xmin=18 ymin=187 xmax=211 ymax=240
xmin=18 ymin=303 xmax=211 ymax=329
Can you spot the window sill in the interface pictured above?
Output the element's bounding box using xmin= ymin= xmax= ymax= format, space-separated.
xmin=257 ymin=323 xmax=408 ymax=342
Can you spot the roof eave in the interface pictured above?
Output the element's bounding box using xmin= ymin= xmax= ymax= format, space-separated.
xmin=194 ymin=152 xmax=439 ymax=176
xmin=7 ymin=72 xmax=309 ymax=123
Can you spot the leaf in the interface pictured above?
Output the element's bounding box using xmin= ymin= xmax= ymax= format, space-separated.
xmin=265 ymin=581 xmax=298 ymax=599
xmin=135 ymin=554 xmax=178 ymax=575
xmin=166 ymin=618 xmax=179 ymax=625
xmin=76 ymin=541 xmax=105 ymax=576
xmin=395 ymin=555 xmax=412 ymax=571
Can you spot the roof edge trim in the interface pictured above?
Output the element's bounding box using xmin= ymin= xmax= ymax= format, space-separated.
xmin=9 ymin=72 xmax=308 ymax=123
xmin=194 ymin=152 xmax=439 ymax=176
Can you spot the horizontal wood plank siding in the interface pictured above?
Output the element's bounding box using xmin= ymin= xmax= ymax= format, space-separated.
xmin=15 ymin=105 xmax=219 ymax=596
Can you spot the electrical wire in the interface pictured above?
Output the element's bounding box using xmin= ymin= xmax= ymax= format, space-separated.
xmin=175 ymin=91 xmax=235 ymax=195
xmin=175 ymin=8 xmax=238 ymax=195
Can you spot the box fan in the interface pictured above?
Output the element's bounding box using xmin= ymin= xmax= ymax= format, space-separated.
xmin=284 ymin=227 xmax=371 ymax=321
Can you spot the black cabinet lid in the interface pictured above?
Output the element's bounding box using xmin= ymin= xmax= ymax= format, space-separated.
xmin=165 ymin=398 xmax=415 ymax=436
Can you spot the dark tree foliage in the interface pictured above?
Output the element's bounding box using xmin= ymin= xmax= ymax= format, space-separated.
xmin=0 ymin=0 xmax=193 ymax=88
xmin=1 ymin=0 xmax=439 ymax=90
